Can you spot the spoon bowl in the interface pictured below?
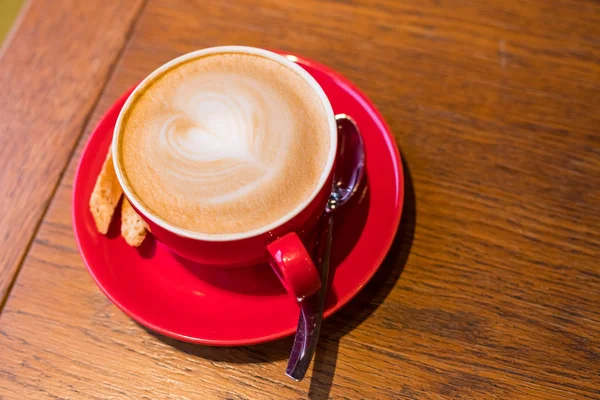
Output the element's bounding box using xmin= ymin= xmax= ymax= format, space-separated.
xmin=327 ymin=114 xmax=365 ymax=212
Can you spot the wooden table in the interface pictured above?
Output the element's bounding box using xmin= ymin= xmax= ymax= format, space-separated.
xmin=1 ymin=0 xmax=599 ymax=398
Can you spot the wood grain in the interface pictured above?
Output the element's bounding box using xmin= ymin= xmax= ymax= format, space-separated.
xmin=0 ymin=0 xmax=146 ymax=304
xmin=1 ymin=0 xmax=600 ymax=398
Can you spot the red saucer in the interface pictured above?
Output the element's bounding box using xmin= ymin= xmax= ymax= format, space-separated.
xmin=73 ymin=52 xmax=404 ymax=346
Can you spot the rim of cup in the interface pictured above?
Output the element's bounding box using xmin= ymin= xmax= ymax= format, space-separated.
xmin=112 ymin=46 xmax=338 ymax=242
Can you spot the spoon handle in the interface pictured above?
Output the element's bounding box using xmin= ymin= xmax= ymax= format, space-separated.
xmin=285 ymin=213 xmax=334 ymax=381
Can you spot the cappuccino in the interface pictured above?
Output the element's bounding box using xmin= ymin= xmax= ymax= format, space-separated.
xmin=117 ymin=51 xmax=331 ymax=235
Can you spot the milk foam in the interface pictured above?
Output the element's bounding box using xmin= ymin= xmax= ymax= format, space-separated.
xmin=119 ymin=53 xmax=331 ymax=234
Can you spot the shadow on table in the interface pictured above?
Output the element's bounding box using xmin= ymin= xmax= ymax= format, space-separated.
xmin=147 ymin=157 xmax=416 ymax=399
xmin=148 ymin=328 xmax=294 ymax=364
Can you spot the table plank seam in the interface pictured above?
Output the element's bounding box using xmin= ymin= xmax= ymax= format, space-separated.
xmin=0 ymin=0 xmax=150 ymax=314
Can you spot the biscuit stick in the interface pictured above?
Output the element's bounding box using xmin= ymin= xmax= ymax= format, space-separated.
xmin=121 ymin=198 xmax=147 ymax=247
xmin=89 ymin=150 xmax=123 ymax=234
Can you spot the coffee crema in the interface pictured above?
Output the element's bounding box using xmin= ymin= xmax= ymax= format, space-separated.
xmin=118 ymin=52 xmax=331 ymax=235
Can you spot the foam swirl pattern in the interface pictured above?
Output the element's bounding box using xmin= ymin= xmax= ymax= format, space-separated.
xmin=119 ymin=53 xmax=330 ymax=235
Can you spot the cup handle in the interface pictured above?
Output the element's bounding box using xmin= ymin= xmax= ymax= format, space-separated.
xmin=267 ymin=232 xmax=321 ymax=302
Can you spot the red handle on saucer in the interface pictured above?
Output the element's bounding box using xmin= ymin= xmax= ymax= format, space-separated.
xmin=267 ymin=233 xmax=321 ymax=302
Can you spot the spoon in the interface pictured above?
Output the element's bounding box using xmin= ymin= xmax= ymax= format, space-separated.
xmin=286 ymin=114 xmax=365 ymax=381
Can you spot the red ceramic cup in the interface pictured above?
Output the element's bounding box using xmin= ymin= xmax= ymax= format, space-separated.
xmin=112 ymin=46 xmax=338 ymax=301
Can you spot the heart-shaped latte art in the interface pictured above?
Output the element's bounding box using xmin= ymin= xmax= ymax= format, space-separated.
xmin=153 ymin=73 xmax=294 ymax=204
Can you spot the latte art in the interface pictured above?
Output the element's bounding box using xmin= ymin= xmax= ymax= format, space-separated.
xmin=118 ymin=52 xmax=331 ymax=234
xmin=156 ymin=73 xmax=294 ymax=204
